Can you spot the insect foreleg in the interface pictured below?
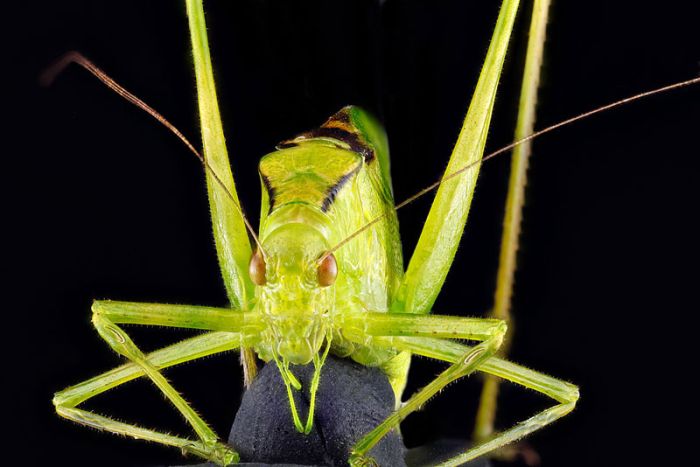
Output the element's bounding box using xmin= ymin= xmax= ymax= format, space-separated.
xmin=343 ymin=312 xmax=506 ymax=342
xmin=90 ymin=300 xmax=258 ymax=332
xmin=345 ymin=315 xmax=507 ymax=465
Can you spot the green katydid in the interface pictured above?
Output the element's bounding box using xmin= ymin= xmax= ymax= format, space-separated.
xmin=44 ymin=0 xmax=699 ymax=465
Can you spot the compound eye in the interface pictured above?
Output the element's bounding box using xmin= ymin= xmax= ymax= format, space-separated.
xmin=317 ymin=253 xmax=338 ymax=287
xmin=249 ymin=249 xmax=267 ymax=286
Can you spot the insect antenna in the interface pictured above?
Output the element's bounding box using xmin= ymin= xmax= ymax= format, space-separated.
xmin=323 ymin=76 xmax=700 ymax=259
xmin=40 ymin=51 xmax=266 ymax=256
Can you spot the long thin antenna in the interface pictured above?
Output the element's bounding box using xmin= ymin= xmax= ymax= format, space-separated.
xmin=41 ymin=52 xmax=265 ymax=256
xmin=324 ymin=76 xmax=700 ymax=257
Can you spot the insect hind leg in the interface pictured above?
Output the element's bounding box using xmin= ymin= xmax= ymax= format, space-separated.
xmin=342 ymin=312 xmax=577 ymax=465
xmin=346 ymin=314 xmax=507 ymax=465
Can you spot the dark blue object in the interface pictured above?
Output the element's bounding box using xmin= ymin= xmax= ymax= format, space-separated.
xmin=229 ymin=355 xmax=405 ymax=466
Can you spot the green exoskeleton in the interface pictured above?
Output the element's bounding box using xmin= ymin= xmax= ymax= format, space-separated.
xmin=50 ymin=0 xmax=620 ymax=464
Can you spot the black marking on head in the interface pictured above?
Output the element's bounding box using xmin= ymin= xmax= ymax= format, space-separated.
xmin=321 ymin=164 xmax=362 ymax=212
xmin=261 ymin=173 xmax=276 ymax=214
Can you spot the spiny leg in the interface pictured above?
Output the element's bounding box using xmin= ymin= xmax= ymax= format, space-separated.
xmin=342 ymin=313 xmax=507 ymax=465
xmin=92 ymin=310 xmax=228 ymax=462
xmin=379 ymin=332 xmax=579 ymax=467
xmin=395 ymin=0 xmax=521 ymax=314
xmin=187 ymin=0 xmax=258 ymax=387
xmin=90 ymin=300 xmax=259 ymax=332
xmin=186 ymin=0 xmax=253 ymax=310
xmin=55 ymin=331 xmax=241 ymax=464
xmin=54 ymin=301 xmax=259 ymax=465
xmin=92 ymin=301 xmax=255 ymax=446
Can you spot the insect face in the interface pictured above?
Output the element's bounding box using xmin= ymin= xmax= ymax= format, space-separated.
xmin=254 ymin=221 xmax=334 ymax=365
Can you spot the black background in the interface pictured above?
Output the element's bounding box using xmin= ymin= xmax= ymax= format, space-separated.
xmin=7 ymin=1 xmax=700 ymax=466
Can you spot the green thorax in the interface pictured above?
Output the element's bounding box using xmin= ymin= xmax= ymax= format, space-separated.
xmin=257 ymin=106 xmax=403 ymax=326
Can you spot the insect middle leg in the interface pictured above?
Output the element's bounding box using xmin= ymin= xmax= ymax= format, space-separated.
xmin=397 ymin=336 xmax=578 ymax=467
xmin=343 ymin=313 xmax=578 ymax=466
xmin=54 ymin=301 xmax=257 ymax=465
xmin=342 ymin=314 xmax=507 ymax=465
